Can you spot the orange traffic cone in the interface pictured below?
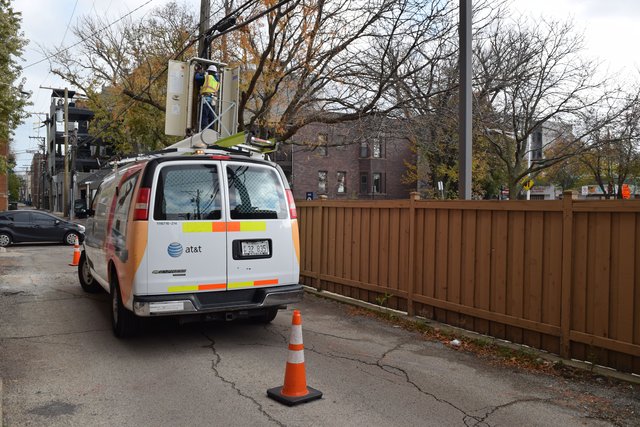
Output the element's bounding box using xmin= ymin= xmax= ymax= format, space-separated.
xmin=69 ymin=236 xmax=80 ymax=266
xmin=267 ymin=310 xmax=322 ymax=406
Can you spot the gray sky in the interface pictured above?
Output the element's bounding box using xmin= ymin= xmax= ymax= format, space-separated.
xmin=511 ymin=0 xmax=640 ymax=74
xmin=11 ymin=0 xmax=640 ymax=171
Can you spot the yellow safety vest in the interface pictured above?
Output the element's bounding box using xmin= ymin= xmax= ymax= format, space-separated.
xmin=200 ymin=74 xmax=219 ymax=95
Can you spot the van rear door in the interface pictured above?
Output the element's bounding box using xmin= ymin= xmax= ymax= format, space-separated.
xmin=224 ymin=162 xmax=298 ymax=291
xmin=145 ymin=161 xmax=227 ymax=296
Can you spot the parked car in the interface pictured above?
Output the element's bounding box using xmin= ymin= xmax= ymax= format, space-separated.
xmin=74 ymin=199 xmax=88 ymax=218
xmin=0 ymin=210 xmax=85 ymax=247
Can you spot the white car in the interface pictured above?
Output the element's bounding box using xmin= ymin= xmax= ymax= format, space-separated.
xmin=78 ymin=149 xmax=303 ymax=337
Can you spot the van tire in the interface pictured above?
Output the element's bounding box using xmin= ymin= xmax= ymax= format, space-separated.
xmin=254 ymin=308 xmax=278 ymax=324
xmin=110 ymin=272 xmax=138 ymax=338
xmin=78 ymin=252 xmax=101 ymax=293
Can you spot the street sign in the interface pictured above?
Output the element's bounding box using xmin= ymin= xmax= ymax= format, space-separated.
xmin=306 ymin=192 xmax=314 ymax=200
xmin=522 ymin=179 xmax=534 ymax=191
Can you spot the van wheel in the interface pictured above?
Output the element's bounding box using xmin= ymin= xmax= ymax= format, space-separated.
xmin=110 ymin=272 xmax=138 ymax=338
xmin=253 ymin=308 xmax=278 ymax=324
xmin=78 ymin=252 xmax=101 ymax=293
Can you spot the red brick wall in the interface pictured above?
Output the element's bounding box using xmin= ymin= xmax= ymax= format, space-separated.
xmin=286 ymin=121 xmax=415 ymax=200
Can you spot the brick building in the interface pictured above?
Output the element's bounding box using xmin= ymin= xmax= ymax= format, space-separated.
xmin=274 ymin=119 xmax=415 ymax=200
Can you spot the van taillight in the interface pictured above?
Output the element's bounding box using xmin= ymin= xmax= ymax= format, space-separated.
xmin=285 ymin=189 xmax=297 ymax=219
xmin=134 ymin=188 xmax=151 ymax=220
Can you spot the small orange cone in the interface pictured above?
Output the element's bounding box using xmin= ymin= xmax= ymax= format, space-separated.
xmin=69 ymin=236 xmax=80 ymax=266
xmin=267 ymin=310 xmax=322 ymax=406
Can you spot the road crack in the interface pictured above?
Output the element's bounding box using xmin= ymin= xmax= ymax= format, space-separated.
xmin=0 ymin=328 xmax=110 ymax=340
xmin=201 ymin=332 xmax=284 ymax=427
xmin=305 ymin=340 xmax=485 ymax=425
xmin=470 ymin=397 xmax=553 ymax=425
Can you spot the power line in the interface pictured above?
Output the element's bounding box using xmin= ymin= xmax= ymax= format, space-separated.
xmin=60 ymin=0 xmax=80 ymax=46
xmin=22 ymin=0 xmax=155 ymax=70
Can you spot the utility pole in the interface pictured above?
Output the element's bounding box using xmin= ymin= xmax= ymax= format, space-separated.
xmin=70 ymin=124 xmax=78 ymax=220
xmin=221 ymin=0 xmax=233 ymax=62
xmin=28 ymin=136 xmax=45 ymax=209
xmin=198 ymin=0 xmax=211 ymax=59
xmin=458 ymin=0 xmax=472 ymax=200
xmin=63 ymin=87 xmax=69 ymax=217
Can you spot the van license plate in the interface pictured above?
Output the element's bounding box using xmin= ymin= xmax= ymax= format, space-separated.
xmin=241 ymin=240 xmax=270 ymax=256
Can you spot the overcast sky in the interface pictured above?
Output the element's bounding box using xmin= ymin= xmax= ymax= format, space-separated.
xmin=10 ymin=0 xmax=640 ymax=171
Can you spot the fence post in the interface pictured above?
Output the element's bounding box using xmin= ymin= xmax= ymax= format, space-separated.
xmin=407 ymin=192 xmax=420 ymax=316
xmin=315 ymin=195 xmax=328 ymax=291
xmin=560 ymin=190 xmax=575 ymax=358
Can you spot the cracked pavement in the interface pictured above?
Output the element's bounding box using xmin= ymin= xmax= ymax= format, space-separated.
xmin=1 ymin=244 xmax=637 ymax=426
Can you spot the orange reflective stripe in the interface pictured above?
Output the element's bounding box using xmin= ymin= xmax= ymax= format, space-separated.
xmin=212 ymin=222 xmax=226 ymax=232
xmin=254 ymin=279 xmax=278 ymax=286
xmin=227 ymin=222 xmax=241 ymax=232
xmin=199 ymin=283 xmax=226 ymax=291
xmin=289 ymin=343 xmax=304 ymax=351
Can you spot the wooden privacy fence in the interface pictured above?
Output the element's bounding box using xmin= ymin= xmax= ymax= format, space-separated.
xmin=297 ymin=194 xmax=640 ymax=374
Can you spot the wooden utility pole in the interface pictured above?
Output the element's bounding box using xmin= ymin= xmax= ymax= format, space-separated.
xmin=198 ymin=0 xmax=211 ymax=59
xmin=221 ymin=0 xmax=233 ymax=63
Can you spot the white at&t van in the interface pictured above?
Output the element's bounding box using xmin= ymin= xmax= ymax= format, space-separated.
xmin=78 ymin=148 xmax=303 ymax=337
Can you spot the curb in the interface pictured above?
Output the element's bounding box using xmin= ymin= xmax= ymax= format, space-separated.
xmin=1 ymin=377 xmax=3 ymax=426
xmin=303 ymin=286 xmax=640 ymax=386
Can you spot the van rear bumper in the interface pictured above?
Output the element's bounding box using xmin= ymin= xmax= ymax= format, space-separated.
xmin=132 ymin=284 xmax=304 ymax=317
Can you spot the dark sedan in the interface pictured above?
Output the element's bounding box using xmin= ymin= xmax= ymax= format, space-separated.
xmin=0 ymin=210 xmax=85 ymax=247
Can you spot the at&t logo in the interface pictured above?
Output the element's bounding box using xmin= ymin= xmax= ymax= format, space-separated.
xmin=167 ymin=242 xmax=183 ymax=258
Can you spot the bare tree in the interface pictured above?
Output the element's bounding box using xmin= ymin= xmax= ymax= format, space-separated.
xmin=579 ymin=91 xmax=640 ymax=198
xmin=473 ymin=17 xmax=630 ymax=198
xmin=45 ymin=2 xmax=197 ymax=153
xmin=212 ymin=0 xmax=458 ymax=141
xmin=392 ymin=0 xmax=508 ymax=198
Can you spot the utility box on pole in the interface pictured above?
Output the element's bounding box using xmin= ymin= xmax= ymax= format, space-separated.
xmin=164 ymin=58 xmax=234 ymax=142
xmin=219 ymin=66 xmax=240 ymax=138
xmin=165 ymin=60 xmax=189 ymax=137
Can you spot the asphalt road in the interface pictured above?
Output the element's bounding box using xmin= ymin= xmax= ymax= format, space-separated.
xmin=1 ymin=244 xmax=638 ymax=426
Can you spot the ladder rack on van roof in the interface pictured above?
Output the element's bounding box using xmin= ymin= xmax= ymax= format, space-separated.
xmin=108 ymin=131 xmax=278 ymax=168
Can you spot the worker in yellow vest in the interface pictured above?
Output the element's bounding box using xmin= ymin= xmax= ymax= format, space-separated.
xmin=200 ymin=65 xmax=220 ymax=130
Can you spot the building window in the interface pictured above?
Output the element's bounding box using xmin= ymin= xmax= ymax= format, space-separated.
xmin=318 ymin=134 xmax=328 ymax=156
xmin=360 ymin=173 xmax=368 ymax=194
xmin=372 ymin=138 xmax=382 ymax=158
xmin=337 ymin=171 xmax=346 ymax=193
xmin=318 ymin=170 xmax=327 ymax=193
xmin=372 ymin=172 xmax=383 ymax=193
xmin=359 ymin=141 xmax=368 ymax=158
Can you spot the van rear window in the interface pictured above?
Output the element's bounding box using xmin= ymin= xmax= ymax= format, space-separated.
xmin=227 ymin=164 xmax=287 ymax=220
xmin=154 ymin=164 xmax=222 ymax=221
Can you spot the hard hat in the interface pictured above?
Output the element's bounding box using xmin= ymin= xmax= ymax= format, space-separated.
xmin=207 ymin=65 xmax=217 ymax=73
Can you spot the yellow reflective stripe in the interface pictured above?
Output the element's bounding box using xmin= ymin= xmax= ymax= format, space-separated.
xmin=168 ymin=285 xmax=199 ymax=293
xmin=239 ymin=221 xmax=266 ymax=232
xmin=182 ymin=222 xmax=213 ymax=233
xmin=181 ymin=221 xmax=267 ymax=233
xmin=169 ymin=279 xmax=278 ymax=292
xmin=228 ymin=281 xmax=252 ymax=289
